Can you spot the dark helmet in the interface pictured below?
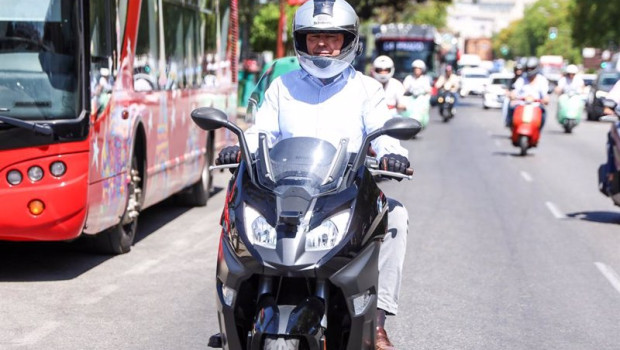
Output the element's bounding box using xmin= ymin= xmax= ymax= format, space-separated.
xmin=524 ymin=57 xmax=539 ymax=79
xmin=514 ymin=63 xmax=524 ymax=73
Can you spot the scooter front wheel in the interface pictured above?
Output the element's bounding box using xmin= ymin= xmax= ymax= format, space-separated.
xmin=519 ymin=135 xmax=529 ymax=156
xmin=563 ymin=120 xmax=576 ymax=133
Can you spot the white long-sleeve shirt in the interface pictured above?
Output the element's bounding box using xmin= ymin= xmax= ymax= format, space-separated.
xmin=246 ymin=67 xmax=408 ymax=159
xmin=402 ymin=74 xmax=431 ymax=95
xmin=557 ymin=75 xmax=585 ymax=94
xmin=382 ymin=77 xmax=406 ymax=109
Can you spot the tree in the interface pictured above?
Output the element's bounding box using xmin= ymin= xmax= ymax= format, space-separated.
xmin=250 ymin=2 xmax=297 ymax=54
xmin=492 ymin=0 xmax=581 ymax=63
xmin=571 ymin=0 xmax=620 ymax=49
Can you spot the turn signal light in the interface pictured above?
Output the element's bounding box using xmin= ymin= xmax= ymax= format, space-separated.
xmin=28 ymin=200 xmax=45 ymax=215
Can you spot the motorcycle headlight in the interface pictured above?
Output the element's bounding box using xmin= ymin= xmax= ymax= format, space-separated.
xmin=305 ymin=211 xmax=350 ymax=251
xmin=245 ymin=206 xmax=277 ymax=249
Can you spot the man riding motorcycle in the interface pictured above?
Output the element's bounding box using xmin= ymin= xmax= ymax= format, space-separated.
xmin=554 ymin=64 xmax=585 ymax=95
xmin=371 ymin=55 xmax=407 ymax=115
xmin=218 ymin=1 xmax=411 ymax=349
xmin=507 ymin=57 xmax=550 ymax=128
xmin=403 ymin=59 xmax=431 ymax=96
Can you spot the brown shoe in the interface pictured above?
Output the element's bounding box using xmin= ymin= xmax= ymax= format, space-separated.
xmin=376 ymin=327 xmax=395 ymax=350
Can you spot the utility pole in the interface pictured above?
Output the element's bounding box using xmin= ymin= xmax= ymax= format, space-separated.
xmin=277 ymin=0 xmax=287 ymax=58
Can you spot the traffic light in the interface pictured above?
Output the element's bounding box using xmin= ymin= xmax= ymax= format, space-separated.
xmin=548 ymin=27 xmax=558 ymax=40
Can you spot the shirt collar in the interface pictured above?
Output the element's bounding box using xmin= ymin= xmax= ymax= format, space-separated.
xmin=300 ymin=66 xmax=355 ymax=86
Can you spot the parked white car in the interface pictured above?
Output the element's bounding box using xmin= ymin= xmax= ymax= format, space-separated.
xmin=459 ymin=67 xmax=490 ymax=97
xmin=482 ymin=72 xmax=514 ymax=109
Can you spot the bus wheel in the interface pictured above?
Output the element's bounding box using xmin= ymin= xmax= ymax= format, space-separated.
xmin=95 ymin=154 xmax=142 ymax=254
xmin=179 ymin=138 xmax=213 ymax=207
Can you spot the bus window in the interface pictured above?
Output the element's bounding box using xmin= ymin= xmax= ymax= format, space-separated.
xmin=90 ymin=0 xmax=118 ymax=114
xmin=134 ymin=0 xmax=159 ymax=92
xmin=163 ymin=3 xmax=184 ymax=90
xmin=0 ymin=0 xmax=78 ymax=120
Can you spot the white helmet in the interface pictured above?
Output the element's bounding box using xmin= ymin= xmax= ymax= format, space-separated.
xmin=412 ymin=59 xmax=426 ymax=71
xmin=371 ymin=55 xmax=394 ymax=84
xmin=565 ymin=64 xmax=578 ymax=74
xmin=293 ymin=0 xmax=361 ymax=79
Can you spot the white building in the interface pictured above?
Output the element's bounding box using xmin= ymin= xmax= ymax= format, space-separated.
xmin=447 ymin=0 xmax=537 ymax=39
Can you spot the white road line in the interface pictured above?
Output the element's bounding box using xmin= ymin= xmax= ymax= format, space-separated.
xmin=76 ymin=284 xmax=119 ymax=305
xmin=494 ymin=139 xmax=501 ymax=147
xmin=545 ymin=201 xmax=566 ymax=219
xmin=520 ymin=171 xmax=533 ymax=182
xmin=11 ymin=321 xmax=60 ymax=346
xmin=595 ymin=262 xmax=620 ymax=295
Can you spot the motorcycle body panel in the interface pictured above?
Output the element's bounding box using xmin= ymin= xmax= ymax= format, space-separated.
xmin=512 ymin=103 xmax=542 ymax=148
xmin=598 ymin=122 xmax=620 ymax=206
xmin=557 ymin=93 xmax=584 ymax=123
xmin=401 ymin=94 xmax=430 ymax=128
xmin=214 ymin=140 xmax=389 ymax=350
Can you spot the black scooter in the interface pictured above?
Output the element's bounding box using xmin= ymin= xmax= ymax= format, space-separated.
xmin=598 ymin=99 xmax=620 ymax=206
xmin=191 ymin=107 xmax=420 ymax=350
xmin=437 ymin=89 xmax=456 ymax=122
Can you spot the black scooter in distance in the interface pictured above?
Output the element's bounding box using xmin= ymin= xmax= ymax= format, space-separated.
xmin=192 ymin=107 xmax=420 ymax=350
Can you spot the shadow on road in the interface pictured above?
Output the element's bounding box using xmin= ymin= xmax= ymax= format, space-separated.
xmin=566 ymin=211 xmax=620 ymax=225
xmin=491 ymin=151 xmax=535 ymax=157
xmin=0 ymin=187 xmax=223 ymax=282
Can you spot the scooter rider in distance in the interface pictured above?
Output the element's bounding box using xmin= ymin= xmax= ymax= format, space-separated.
xmin=371 ymin=55 xmax=407 ymax=115
xmin=434 ymin=65 xmax=460 ymax=116
xmin=554 ymin=64 xmax=584 ymax=96
xmin=217 ymin=0 xmax=411 ymax=349
xmin=507 ymin=57 xmax=550 ymax=128
xmin=403 ymin=59 xmax=432 ymax=98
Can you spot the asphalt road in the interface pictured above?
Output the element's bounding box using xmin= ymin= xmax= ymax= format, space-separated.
xmin=1 ymin=96 xmax=620 ymax=349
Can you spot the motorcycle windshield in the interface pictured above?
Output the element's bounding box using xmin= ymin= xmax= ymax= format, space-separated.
xmin=256 ymin=137 xmax=350 ymax=196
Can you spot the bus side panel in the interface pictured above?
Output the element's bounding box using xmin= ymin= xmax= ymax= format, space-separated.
xmin=84 ymin=101 xmax=138 ymax=234
xmin=83 ymin=0 xmax=141 ymax=235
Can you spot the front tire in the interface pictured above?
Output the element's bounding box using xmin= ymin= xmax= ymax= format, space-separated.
xmin=519 ymin=135 xmax=529 ymax=156
xmin=179 ymin=138 xmax=213 ymax=207
xmin=94 ymin=151 xmax=142 ymax=254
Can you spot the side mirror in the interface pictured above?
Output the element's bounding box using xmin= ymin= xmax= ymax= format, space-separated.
xmin=190 ymin=107 xmax=254 ymax=182
xmin=191 ymin=107 xmax=229 ymax=131
xmin=351 ymin=117 xmax=421 ymax=172
xmin=381 ymin=117 xmax=422 ymax=140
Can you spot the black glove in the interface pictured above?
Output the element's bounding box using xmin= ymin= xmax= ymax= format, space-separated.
xmin=379 ymin=153 xmax=410 ymax=174
xmin=216 ymin=145 xmax=241 ymax=165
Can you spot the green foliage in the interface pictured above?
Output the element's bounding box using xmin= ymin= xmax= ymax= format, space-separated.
xmin=492 ymin=0 xmax=581 ymax=64
xmin=571 ymin=0 xmax=620 ymax=49
xmin=250 ymin=2 xmax=297 ymax=53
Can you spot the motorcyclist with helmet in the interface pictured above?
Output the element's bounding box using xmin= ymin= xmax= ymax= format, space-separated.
xmin=434 ymin=65 xmax=460 ymax=95
xmin=403 ymin=59 xmax=432 ymax=97
xmin=507 ymin=56 xmax=550 ymax=128
xmin=555 ymin=64 xmax=585 ymax=95
xmin=371 ymin=55 xmax=407 ymax=114
xmin=510 ymin=63 xmax=524 ymax=89
xmin=503 ymin=62 xmax=524 ymax=125
xmin=217 ymin=1 xmax=410 ymax=348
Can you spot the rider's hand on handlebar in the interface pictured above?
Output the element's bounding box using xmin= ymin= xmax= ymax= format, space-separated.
xmin=216 ymin=145 xmax=241 ymax=165
xmin=379 ymin=153 xmax=410 ymax=179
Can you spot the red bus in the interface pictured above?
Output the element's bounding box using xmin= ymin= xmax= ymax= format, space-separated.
xmin=0 ymin=0 xmax=238 ymax=253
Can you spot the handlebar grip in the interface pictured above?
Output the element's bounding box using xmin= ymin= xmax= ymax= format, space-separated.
xmin=405 ymin=168 xmax=414 ymax=176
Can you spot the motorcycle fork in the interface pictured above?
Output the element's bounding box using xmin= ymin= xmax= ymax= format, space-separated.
xmin=253 ymin=276 xmax=329 ymax=344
